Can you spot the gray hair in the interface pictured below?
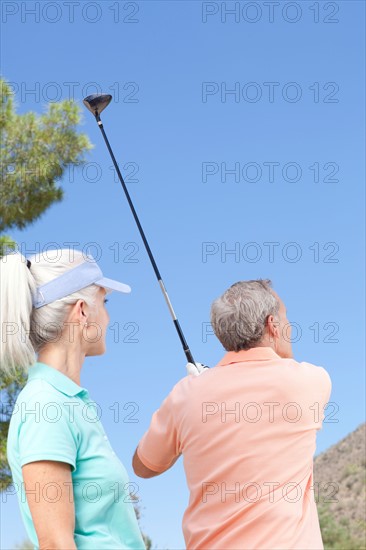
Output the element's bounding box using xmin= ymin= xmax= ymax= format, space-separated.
xmin=210 ymin=279 xmax=280 ymax=352
xmin=0 ymin=249 xmax=99 ymax=378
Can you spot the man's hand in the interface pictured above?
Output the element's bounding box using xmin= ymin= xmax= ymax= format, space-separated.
xmin=186 ymin=362 xmax=210 ymax=376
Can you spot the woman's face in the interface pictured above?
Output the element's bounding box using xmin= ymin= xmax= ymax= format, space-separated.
xmin=83 ymin=287 xmax=110 ymax=356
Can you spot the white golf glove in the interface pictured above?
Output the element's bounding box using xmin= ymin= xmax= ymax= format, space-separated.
xmin=186 ymin=362 xmax=210 ymax=376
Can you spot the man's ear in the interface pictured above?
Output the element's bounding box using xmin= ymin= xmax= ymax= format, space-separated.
xmin=267 ymin=314 xmax=280 ymax=339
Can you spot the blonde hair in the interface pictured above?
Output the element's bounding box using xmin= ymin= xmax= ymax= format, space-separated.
xmin=0 ymin=249 xmax=99 ymax=377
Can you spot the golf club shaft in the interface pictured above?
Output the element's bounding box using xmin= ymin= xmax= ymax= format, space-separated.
xmin=95 ymin=115 xmax=195 ymax=365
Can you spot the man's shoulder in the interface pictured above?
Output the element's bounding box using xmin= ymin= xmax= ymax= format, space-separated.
xmin=280 ymin=359 xmax=332 ymax=402
xmin=165 ymin=358 xmax=331 ymax=401
xmin=165 ymin=371 xmax=210 ymax=403
xmin=294 ymin=359 xmax=331 ymax=380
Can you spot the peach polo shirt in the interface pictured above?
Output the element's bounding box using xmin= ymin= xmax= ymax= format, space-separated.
xmin=137 ymin=347 xmax=332 ymax=549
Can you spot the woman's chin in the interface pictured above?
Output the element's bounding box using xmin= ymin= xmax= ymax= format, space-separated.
xmin=86 ymin=344 xmax=106 ymax=357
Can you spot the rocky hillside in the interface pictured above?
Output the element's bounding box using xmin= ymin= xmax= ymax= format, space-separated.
xmin=314 ymin=423 xmax=366 ymax=549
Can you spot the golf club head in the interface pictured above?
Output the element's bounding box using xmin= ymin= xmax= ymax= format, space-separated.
xmin=83 ymin=94 xmax=112 ymax=117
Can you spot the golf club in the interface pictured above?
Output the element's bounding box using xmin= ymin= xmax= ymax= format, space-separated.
xmin=83 ymin=93 xmax=195 ymax=365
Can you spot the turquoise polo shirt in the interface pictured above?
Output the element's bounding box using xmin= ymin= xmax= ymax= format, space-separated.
xmin=7 ymin=362 xmax=145 ymax=550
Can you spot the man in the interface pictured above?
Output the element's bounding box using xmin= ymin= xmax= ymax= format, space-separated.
xmin=133 ymin=280 xmax=332 ymax=549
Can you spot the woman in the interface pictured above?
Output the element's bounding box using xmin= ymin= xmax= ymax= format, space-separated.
xmin=1 ymin=249 xmax=146 ymax=549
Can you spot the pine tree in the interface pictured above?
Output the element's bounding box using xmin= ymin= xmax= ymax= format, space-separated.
xmin=0 ymin=77 xmax=92 ymax=489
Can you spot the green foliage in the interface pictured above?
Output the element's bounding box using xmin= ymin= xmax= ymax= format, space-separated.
xmin=1 ymin=79 xmax=153 ymax=546
xmin=0 ymin=78 xmax=93 ymax=232
xmin=0 ymin=76 xmax=92 ymax=491
xmin=0 ymin=234 xmax=16 ymax=255
xmin=0 ymin=366 xmax=27 ymax=491
xmin=14 ymin=539 xmax=34 ymax=549
xmin=131 ymin=493 xmax=153 ymax=549
xmin=318 ymin=502 xmax=366 ymax=550
xmin=342 ymin=463 xmax=361 ymax=478
xmin=0 ymin=238 xmax=26 ymax=491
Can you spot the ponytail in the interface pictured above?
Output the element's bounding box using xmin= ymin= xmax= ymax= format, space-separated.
xmin=0 ymin=249 xmax=99 ymax=379
xmin=0 ymin=253 xmax=37 ymax=377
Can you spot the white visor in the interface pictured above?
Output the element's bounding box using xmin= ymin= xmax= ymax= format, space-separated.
xmin=31 ymin=256 xmax=131 ymax=309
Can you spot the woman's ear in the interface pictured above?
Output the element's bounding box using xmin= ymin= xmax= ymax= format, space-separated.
xmin=69 ymin=299 xmax=88 ymax=324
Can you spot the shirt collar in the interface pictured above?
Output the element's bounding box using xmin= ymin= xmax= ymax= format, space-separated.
xmin=27 ymin=362 xmax=89 ymax=397
xmin=216 ymin=347 xmax=281 ymax=367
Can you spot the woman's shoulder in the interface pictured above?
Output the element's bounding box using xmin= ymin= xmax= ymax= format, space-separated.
xmin=14 ymin=378 xmax=82 ymax=416
xmin=10 ymin=378 xmax=82 ymax=441
xmin=16 ymin=378 xmax=59 ymax=404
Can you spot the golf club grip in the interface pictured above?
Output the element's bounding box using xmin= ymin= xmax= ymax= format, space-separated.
xmin=173 ymin=319 xmax=195 ymax=365
xmin=96 ymin=118 xmax=196 ymax=366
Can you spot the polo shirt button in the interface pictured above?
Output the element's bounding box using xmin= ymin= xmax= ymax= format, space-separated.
xmin=104 ymin=435 xmax=108 ymax=440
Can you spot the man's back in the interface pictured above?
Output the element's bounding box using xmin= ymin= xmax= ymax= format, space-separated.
xmin=137 ymin=347 xmax=332 ymax=549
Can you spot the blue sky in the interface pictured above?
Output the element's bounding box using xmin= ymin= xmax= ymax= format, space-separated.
xmin=1 ymin=1 xmax=365 ymax=548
